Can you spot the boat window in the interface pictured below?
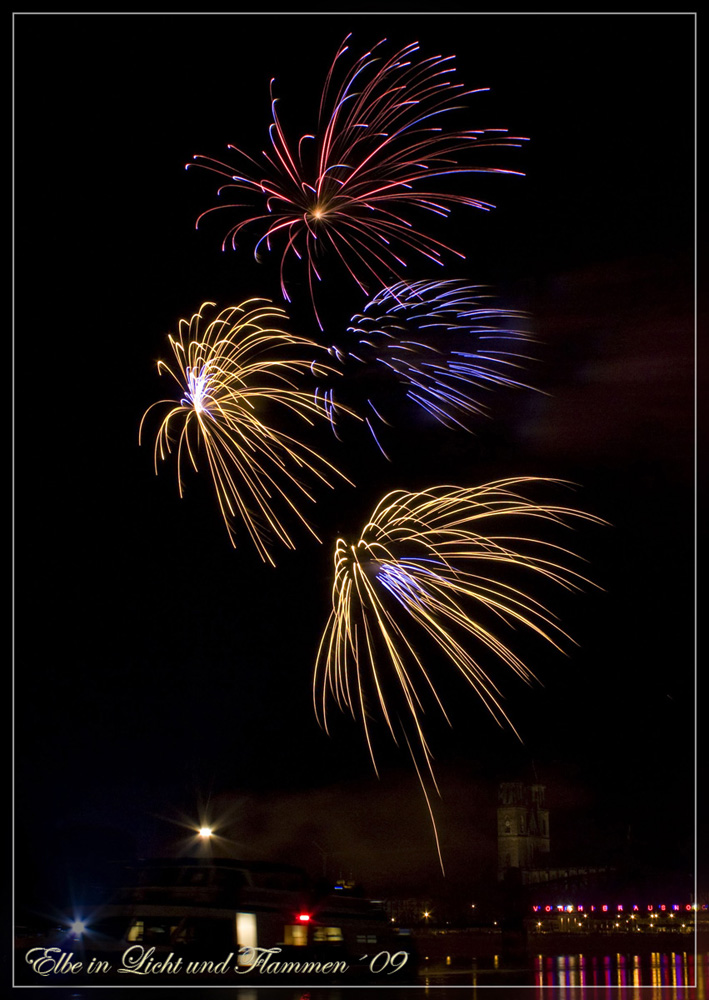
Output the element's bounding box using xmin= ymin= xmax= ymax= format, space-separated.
xmin=284 ymin=924 xmax=308 ymax=946
xmin=127 ymin=920 xmax=144 ymax=942
xmin=236 ymin=912 xmax=258 ymax=966
xmin=170 ymin=921 xmax=191 ymax=944
xmin=356 ymin=934 xmax=378 ymax=944
xmin=313 ymin=926 xmax=344 ymax=943
xmin=145 ymin=922 xmax=170 ymax=943
xmin=126 ymin=918 xmax=197 ymax=945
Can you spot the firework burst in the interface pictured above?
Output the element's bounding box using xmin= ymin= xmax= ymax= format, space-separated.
xmin=139 ymin=299 xmax=352 ymax=564
xmin=189 ymin=36 xmax=526 ymax=326
xmin=327 ymin=279 xmax=534 ymax=456
xmin=314 ymin=479 xmax=603 ymax=867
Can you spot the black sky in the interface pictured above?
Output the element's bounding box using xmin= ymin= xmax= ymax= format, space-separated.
xmin=14 ymin=11 xmax=697 ymax=929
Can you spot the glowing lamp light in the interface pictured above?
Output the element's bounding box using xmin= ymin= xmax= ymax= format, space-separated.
xmin=198 ymin=827 xmax=213 ymax=838
xmin=69 ymin=920 xmax=86 ymax=936
xmin=297 ymin=913 xmax=312 ymax=923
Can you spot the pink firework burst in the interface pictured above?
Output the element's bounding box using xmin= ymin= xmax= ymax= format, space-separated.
xmin=188 ymin=35 xmax=527 ymax=327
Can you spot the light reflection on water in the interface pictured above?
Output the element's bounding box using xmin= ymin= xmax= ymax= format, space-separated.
xmin=417 ymin=950 xmax=707 ymax=997
xmin=44 ymin=953 xmax=709 ymax=998
xmin=533 ymin=951 xmax=703 ymax=997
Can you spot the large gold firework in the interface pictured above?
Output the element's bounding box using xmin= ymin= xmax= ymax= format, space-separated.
xmin=314 ymin=479 xmax=603 ymax=866
xmin=139 ymin=299 xmax=351 ymax=564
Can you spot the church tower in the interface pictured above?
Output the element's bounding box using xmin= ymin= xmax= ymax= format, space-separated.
xmin=497 ymin=782 xmax=550 ymax=880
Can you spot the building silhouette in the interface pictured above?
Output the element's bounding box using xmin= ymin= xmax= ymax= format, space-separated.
xmin=497 ymin=782 xmax=550 ymax=880
xmin=497 ymin=779 xmax=616 ymax=895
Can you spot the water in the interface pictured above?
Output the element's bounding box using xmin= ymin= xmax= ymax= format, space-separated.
xmin=15 ymin=951 xmax=708 ymax=998
xmin=534 ymin=950 xmax=702 ymax=991
xmin=418 ymin=948 xmax=707 ymax=996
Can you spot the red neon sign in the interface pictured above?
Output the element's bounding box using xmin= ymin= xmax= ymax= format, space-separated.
xmin=531 ymin=902 xmax=705 ymax=913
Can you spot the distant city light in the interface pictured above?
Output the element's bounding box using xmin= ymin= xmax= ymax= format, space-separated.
xmin=198 ymin=827 xmax=213 ymax=838
xmin=69 ymin=920 xmax=86 ymax=936
xmin=297 ymin=913 xmax=311 ymax=923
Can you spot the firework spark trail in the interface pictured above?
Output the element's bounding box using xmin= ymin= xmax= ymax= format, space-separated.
xmin=139 ymin=299 xmax=355 ymax=564
xmin=314 ymin=479 xmax=603 ymax=870
xmin=328 ymin=279 xmax=535 ymax=451
xmin=188 ymin=36 xmax=526 ymax=326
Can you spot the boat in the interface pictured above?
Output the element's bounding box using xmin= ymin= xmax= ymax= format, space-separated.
xmin=18 ymin=857 xmax=417 ymax=985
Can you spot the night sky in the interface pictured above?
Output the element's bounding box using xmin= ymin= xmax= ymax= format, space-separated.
xmin=14 ymin=10 xmax=697 ymax=942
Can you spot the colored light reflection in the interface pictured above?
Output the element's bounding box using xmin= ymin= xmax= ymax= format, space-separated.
xmin=532 ymin=948 xmax=699 ymax=989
